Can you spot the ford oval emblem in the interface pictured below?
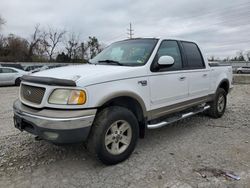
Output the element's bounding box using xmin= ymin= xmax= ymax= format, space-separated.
xmin=27 ymin=90 xmax=31 ymax=96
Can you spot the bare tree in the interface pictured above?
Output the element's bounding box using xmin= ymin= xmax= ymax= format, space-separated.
xmin=42 ymin=28 xmax=66 ymax=61
xmin=4 ymin=34 xmax=29 ymax=61
xmin=80 ymin=42 xmax=88 ymax=61
xmin=208 ymin=56 xmax=215 ymax=61
xmin=0 ymin=34 xmax=6 ymax=59
xmin=87 ymin=36 xmax=101 ymax=59
xmin=27 ymin=24 xmax=42 ymax=61
xmin=0 ymin=34 xmax=5 ymax=47
xmin=65 ymin=33 xmax=80 ymax=61
xmin=0 ymin=16 xmax=5 ymax=30
xmin=243 ymin=50 xmax=250 ymax=62
xmin=236 ymin=50 xmax=245 ymax=61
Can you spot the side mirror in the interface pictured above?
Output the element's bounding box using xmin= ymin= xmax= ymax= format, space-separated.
xmin=158 ymin=56 xmax=174 ymax=66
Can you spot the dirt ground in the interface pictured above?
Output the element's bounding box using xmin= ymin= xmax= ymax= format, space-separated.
xmin=0 ymin=85 xmax=249 ymax=188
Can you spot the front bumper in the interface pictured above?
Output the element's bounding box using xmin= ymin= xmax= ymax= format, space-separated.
xmin=13 ymin=100 xmax=96 ymax=144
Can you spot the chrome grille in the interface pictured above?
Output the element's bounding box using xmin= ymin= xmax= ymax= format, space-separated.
xmin=20 ymin=84 xmax=45 ymax=104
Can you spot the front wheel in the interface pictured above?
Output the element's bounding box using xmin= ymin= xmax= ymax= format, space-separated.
xmin=15 ymin=78 xmax=21 ymax=86
xmin=87 ymin=106 xmax=139 ymax=165
xmin=207 ymin=88 xmax=227 ymax=118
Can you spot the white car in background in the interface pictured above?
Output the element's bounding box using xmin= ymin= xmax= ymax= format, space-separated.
xmin=236 ymin=66 xmax=250 ymax=74
xmin=0 ymin=67 xmax=29 ymax=86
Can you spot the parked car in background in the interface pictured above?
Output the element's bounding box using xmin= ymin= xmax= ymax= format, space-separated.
xmin=31 ymin=65 xmax=49 ymax=73
xmin=0 ymin=63 xmax=24 ymax=70
xmin=23 ymin=65 xmax=43 ymax=72
xmin=24 ymin=65 xmax=66 ymax=73
xmin=236 ymin=66 xmax=250 ymax=74
xmin=0 ymin=67 xmax=29 ymax=86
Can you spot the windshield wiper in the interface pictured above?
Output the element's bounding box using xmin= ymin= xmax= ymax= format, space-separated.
xmin=98 ymin=59 xmax=123 ymax=66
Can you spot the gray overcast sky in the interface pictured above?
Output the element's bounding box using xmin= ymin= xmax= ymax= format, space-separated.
xmin=1 ymin=0 xmax=250 ymax=58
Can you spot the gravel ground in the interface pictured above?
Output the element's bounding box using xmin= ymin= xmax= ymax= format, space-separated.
xmin=0 ymin=85 xmax=249 ymax=188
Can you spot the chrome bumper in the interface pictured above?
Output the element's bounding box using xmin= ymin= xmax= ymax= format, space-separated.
xmin=13 ymin=100 xmax=96 ymax=143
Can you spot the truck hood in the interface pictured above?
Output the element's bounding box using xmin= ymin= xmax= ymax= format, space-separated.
xmin=32 ymin=64 xmax=147 ymax=86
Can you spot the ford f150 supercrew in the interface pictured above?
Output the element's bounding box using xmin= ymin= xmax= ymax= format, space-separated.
xmin=13 ymin=38 xmax=233 ymax=165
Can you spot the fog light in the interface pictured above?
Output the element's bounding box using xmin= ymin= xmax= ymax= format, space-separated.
xmin=43 ymin=132 xmax=59 ymax=140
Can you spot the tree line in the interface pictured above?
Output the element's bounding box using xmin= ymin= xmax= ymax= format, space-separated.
xmin=0 ymin=17 xmax=103 ymax=63
xmin=208 ymin=50 xmax=250 ymax=62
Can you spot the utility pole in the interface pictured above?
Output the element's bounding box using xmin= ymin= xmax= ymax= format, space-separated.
xmin=127 ymin=22 xmax=134 ymax=39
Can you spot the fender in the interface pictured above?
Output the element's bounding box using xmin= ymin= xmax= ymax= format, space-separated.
xmin=212 ymin=71 xmax=228 ymax=91
xmin=216 ymin=78 xmax=229 ymax=93
xmin=96 ymin=91 xmax=147 ymax=117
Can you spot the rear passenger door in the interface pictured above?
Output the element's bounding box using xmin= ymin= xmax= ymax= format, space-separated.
xmin=181 ymin=42 xmax=210 ymax=98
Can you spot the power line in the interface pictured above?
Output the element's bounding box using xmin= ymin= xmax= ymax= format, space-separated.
xmin=127 ymin=22 xmax=134 ymax=39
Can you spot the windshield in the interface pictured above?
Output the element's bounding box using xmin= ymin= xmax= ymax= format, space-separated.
xmin=90 ymin=39 xmax=158 ymax=66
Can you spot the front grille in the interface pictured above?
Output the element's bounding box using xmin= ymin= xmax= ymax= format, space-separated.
xmin=20 ymin=84 xmax=46 ymax=105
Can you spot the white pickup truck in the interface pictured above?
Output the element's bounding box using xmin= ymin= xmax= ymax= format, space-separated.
xmin=13 ymin=38 xmax=233 ymax=165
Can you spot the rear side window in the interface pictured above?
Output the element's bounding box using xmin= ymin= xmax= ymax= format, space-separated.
xmin=182 ymin=42 xmax=205 ymax=69
xmin=2 ymin=68 xmax=17 ymax=73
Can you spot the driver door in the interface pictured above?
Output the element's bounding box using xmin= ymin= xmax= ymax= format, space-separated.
xmin=149 ymin=40 xmax=189 ymax=118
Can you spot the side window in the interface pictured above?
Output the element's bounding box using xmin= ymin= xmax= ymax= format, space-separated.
xmin=154 ymin=40 xmax=182 ymax=71
xmin=2 ymin=68 xmax=17 ymax=73
xmin=182 ymin=42 xmax=205 ymax=69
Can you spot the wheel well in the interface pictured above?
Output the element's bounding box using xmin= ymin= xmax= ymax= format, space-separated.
xmin=218 ymin=80 xmax=229 ymax=94
xmin=15 ymin=77 xmax=21 ymax=85
xmin=15 ymin=77 xmax=21 ymax=82
xmin=99 ymin=96 xmax=146 ymax=138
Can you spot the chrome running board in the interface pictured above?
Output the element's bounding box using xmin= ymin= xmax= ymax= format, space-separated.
xmin=147 ymin=105 xmax=210 ymax=129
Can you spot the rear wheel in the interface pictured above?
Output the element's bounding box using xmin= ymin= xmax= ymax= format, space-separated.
xmin=207 ymin=88 xmax=227 ymax=118
xmin=87 ymin=106 xmax=139 ymax=165
xmin=237 ymin=70 xmax=242 ymax=74
xmin=15 ymin=78 xmax=21 ymax=86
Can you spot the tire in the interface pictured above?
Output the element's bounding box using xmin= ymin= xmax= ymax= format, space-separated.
xmin=87 ymin=106 xmax=139 ymax=165
xmin=15 ymin=78 xmax=21 ymax=86
xmin=237 ymin=70 xmax=242 ymax=74
xmin=207 ymin=88 xmax=227 ymax=118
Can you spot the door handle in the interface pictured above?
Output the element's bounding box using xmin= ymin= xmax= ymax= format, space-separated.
xmin=179 ymin=76 xmax=186 ymax=81
xmin=138 ymin=80 xmax=147 ymax=86
xmin=202 ymin=74 xmax=208 ymax=77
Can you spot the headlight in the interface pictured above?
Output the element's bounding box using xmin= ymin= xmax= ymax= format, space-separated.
xmin=48 ymin=89 xmax=86 ymax=105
